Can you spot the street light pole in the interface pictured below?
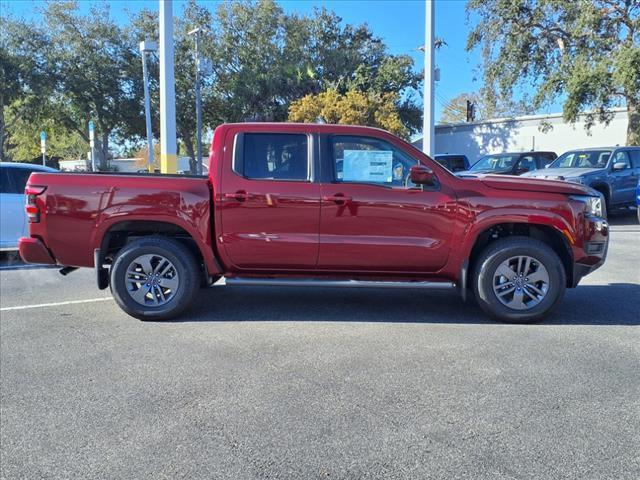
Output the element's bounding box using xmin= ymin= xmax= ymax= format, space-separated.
xmin=140 ymin=40 xmax=158 ymax=173
xmin=159 ymin=0 xmax=177 ymax=174
xmin=189 ymin=27 xmax=207 ymax=176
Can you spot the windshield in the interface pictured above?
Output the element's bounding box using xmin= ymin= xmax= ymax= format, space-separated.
xmin=551 ymin=150 xmax=611 ymax=169
xmin=470 ymin=154 xmax=518 ymax=171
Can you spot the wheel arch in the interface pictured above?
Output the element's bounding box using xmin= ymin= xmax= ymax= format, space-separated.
xmin=465 ymin=222 xmax=574 ymax=290
xmin=96 ymin=218 xmax=222 ymax=287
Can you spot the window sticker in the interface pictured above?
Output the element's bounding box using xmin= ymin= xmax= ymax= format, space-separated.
xmin=342 ymin=150 xmax=393 ymax=183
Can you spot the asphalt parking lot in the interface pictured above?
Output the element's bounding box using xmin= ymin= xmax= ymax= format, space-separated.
xmin=1 ymin=211 xmax=639 ymax=479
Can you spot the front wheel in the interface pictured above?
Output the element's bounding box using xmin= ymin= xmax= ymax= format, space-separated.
xmin=472 ymin=237 xmax=566 ymax=323
xmin=110 ymin=237 xmax=200 ymax=321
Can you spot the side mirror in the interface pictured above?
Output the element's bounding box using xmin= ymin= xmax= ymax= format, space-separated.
xmin=410 ymin=165 xmax=436 ymax=186
xmin=612 ymin=162 xmax=627 ymax=171
xmin=515 ymin=166 xmax=530 ymax=174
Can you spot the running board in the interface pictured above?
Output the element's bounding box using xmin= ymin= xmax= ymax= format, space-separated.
xmin=224 ymin=277 xmax=456 ymax=289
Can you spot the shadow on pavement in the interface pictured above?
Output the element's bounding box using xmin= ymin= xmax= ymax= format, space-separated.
xmin=608 ymin=209 xmax=638 ymax=227
xmin=175 ymin=282 xmax=640 ymax=326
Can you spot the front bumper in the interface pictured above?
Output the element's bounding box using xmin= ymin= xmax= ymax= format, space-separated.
xmin=18 ymin=237 xmax=56 ymax=265
xmin=571 ymin=215 xmax=609 ymax=287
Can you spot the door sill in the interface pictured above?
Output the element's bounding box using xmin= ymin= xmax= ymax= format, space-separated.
xmin=223 ymin=277 xmax=455 ymax=289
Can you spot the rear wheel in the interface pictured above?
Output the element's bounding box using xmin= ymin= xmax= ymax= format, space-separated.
xmin=472 ymin=237 xmax=566 ymax=323
xmin=110 ymin=237 xmax=200 ymax=321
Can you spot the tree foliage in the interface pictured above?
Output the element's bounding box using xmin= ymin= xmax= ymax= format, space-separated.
xmin=467 ymin=0 xmax=640 ymax=144
xmin=289 ymin=90 xmax=409 ymax=137
xmin=1 ymin=0 xmax=423 ymax=166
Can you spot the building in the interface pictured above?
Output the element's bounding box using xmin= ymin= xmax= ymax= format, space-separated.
xmin=413 ymin=108 xmax=629 ymax=163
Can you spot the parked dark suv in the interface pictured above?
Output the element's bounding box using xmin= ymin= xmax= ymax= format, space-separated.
xmin=433 ymin=154 xmax=470 ymax=172
xmin=458 ymin=151 xmax=557 ymax=176
xmin=523 ymin=146 xmax=640 ymax=211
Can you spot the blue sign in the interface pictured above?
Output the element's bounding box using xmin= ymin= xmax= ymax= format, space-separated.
xmin=88 ymin=121 xmax=94 ymax=132
xmin=40 ymin=131 xmax=46 ymax=141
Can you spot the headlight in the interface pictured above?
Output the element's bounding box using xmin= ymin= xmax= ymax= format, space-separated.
xmin=570 ymin=194 xmax=604 ymax=217
xmin=566 ymin=177 xmax=585 ymax=184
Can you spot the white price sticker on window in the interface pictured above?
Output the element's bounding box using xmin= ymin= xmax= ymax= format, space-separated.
xmin=342 ymin=150 xmax=393 ymax=183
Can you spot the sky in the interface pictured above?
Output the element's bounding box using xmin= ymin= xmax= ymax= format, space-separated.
xmin=1 ymin=0 xmax=557 ymax=123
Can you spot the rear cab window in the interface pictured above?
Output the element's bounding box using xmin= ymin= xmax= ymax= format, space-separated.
xmin=0 ymin=167 xmax=33 ymax=194
xmin=234 ymin=133 xmax=309 ymax=181
xmin=330 ymin=135 xmax=419 ymax=188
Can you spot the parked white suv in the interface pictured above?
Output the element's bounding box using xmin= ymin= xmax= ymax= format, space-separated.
xmin=0 ymin=162 xmax=57 ymax=250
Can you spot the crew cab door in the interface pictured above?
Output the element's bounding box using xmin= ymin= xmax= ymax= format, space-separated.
xmin=610 ymin=150 xmax=639 ymax=205
xmin=218 ymin=130 xmax=320 ymax=270
xmin=317 ymin=134 xmax=456 ymax=273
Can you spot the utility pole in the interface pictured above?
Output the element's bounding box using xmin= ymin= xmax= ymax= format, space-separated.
xmin=188 ymin=27 xmax=206 ymax=176
xmin=140 ymin=40 xmax=158 ymax=173
xmin=422 ymin=0 xmax=435 ymax=156
xmin=159 ymin=0 xmax=177 ymax=174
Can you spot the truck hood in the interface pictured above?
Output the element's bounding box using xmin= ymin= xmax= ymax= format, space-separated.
xmin=473 ymin=174 xmax=593 ymax=195
xmin=522 ymin=167 xmax=602 ymax=180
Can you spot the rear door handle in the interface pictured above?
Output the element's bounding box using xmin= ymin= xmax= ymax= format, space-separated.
xmin=223 ymin=190 xmax=249 ymax=202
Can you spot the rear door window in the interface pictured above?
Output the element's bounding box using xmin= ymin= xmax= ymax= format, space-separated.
xmin=12 ymin=168 xmax=35 ymax=193
xmin=237 ymin=133 xmax=309 ymax=181
xmin=626 ymin=150 xmax=640 ymax=169
xmin=0 ymin=168 xmax=24 ymax=194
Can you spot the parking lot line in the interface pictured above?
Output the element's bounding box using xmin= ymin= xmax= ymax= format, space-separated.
xmin=0 ymin=297 xmax=113 ymax=312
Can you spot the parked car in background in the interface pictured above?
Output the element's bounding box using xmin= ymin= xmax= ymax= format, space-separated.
xmin=457 ymin=151 xmax=557 ymax=176
xmin=1 ymin=162 xmax=57 ymax=251
xmin=522 ymin=147 xmax=640 ymax=212
xmin=433 ymin=154 xmax=470 ymax=172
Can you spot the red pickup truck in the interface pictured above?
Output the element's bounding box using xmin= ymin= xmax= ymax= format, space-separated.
xmin=19 ymin=123 xmax=609 ymax=322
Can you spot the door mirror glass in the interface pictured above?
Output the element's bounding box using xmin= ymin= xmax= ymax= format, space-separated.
xmin=410 ymin=165 xmax=436 ymax=186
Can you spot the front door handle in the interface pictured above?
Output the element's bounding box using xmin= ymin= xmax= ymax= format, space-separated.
xmin=223 ymin=190 xmax=249 ymax=202
xmin=323 ymin=193 xmax=352 ymax=204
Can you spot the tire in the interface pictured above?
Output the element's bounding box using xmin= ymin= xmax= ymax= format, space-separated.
xmin=110 ymin=236 xmax=200 ymax=321
xmin=472 ymin=237 xmax=566 ymax=323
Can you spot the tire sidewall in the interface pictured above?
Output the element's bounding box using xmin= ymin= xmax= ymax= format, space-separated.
xmin=110 ymin=238 xmax=198 ymax=320
xmin=474 ymin=240 xmax=565 ymax=323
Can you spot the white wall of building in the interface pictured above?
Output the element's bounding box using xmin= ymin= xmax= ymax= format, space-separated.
xmin=414 ymin=108 xmax=629 ymax=163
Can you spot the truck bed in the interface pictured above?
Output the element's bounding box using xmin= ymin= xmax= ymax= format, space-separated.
xmin=25 ymin=172 xmax=213 ymax=269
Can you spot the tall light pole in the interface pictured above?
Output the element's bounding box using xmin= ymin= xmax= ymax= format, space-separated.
xmin=159 ymin=0 xmax=177 ymax=174
xmin=423 ymin=0 xmax=435 ymax=156
xmin=140 ymin=40 xmax=157 ymax=173
xmin=188 ymin=27 xmax=207 ymax=176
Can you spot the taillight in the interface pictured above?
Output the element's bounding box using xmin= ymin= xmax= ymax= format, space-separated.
xmin=25 ymin=185 xmax=46 ymax=223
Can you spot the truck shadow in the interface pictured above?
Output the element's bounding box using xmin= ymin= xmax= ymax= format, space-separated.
xmin=177 ymin=283 xmax=640 ymax=326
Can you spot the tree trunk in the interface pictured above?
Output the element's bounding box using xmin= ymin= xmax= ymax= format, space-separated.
xmin=0 ymin=93 xmax=6 ymax=162
xmin=627 ymin=98 xmax=640 ymax=146
xmin=99 ymin=131 xmax=109 ymax=171
xmin=182 ymin=133 xmax=197 ymax=175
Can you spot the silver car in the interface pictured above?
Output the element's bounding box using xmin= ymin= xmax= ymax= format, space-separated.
xmin=0 ymin=162 xmax=57 ymax=251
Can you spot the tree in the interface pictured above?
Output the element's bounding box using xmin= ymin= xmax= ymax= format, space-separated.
xmin=467 ymin=0 xmax=640 ymax=145
xmin=0 ymin=17 xmax=51 ymax=161
xmin=288 ymin=89 xmax=409 ymax=137
xmin=40 ymin=1 xmax=145 ymax=169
